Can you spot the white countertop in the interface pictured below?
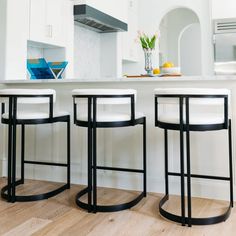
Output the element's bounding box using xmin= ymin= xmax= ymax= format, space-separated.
xmin=1 ymin=75 xmax=236 ymax=84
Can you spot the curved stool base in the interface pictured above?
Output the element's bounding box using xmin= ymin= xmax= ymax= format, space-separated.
xmin=159 ymin=195 xmax=232 ymax=226
xmin=1 ymin=180 xmax=70 ymax=202
xmin=76 ymin=187 xmax=145 ymax=213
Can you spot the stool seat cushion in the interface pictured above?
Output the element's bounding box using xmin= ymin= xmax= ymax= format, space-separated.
xmin=2 ymin=111 xmax=69 ymax=120
xmin=0 ymin=89 xmax=56 ymax=104
xmin=158 ymin=112 xmax=224 ymax=125
xmin=77 ymin=111 xmax=144 ymax=122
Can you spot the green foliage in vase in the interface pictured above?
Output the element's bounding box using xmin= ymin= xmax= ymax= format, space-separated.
xmin=138 ymin=31 xmax=158 ymax=50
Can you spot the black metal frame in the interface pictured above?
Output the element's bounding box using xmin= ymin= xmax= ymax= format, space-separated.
xmin=73 ymin=94 xmax=146 ymax=213
xmin=0 ymin=94 xmax=70 ymax=202
xmin=155 ymin=94 xmax=233 ymax=227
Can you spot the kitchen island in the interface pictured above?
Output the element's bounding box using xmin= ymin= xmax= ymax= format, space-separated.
xmin=0 ymin=76 xmax=235 ymax=201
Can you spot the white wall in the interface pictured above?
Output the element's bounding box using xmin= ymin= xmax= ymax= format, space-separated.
xmin=159 ymin=8 xmax=199 ymax=66
xmin=74 ymin=25 xmax=101 ymax=79
xmin=0 ymin=0 xmax=7 ymax=81
xmin=211 ymin=0 xmax=236 ymax=19
xmin=180 ymin=23 xmax=202 ymax=75
xmin=74 ymin=24 xmax=122 ymax=79
xmin=123 ymin=0 xmax=214 ymax=76
xmin=0 ymin=0 xmax=30 ymax=80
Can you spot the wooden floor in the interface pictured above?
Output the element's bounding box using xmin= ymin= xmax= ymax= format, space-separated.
xmin=0 ymin=178 xmax=235 ymax=236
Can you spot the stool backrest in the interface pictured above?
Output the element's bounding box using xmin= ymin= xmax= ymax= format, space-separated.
xmin=0 ymin=89 xmax=56 ymax=104
xmin=154 ymin=88 xmax=230 ymax=105
xmin=0 ymin=89 xmax=56 ymax=120
xmin=154 ymin=88 xmax=230 ymax=128
xmin=72 ymin=89 xmax=137 ymax=123
xmin=72 ymin=89 xmax=136 ymax=105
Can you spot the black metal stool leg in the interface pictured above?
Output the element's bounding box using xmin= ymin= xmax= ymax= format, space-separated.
xmin=87 ymin=125 xmax=93 ymax=212
xmin=186 ymin=98 xmax=192 ymax=227
xmin=143 ymin=118 xmax=147 ymax=197
xmin=67 ymin=118 xmax=71 ymax=189
xmin=21 ymin=125 xmax=25 ymax=184
xmin=179 ymin=97 xmax=185 ymax=226
xmin=228 ymin=119 xmax=234 ymax=207
xmin=7 ymin=123 xmax=12 ymax=202
xmin=12 ymin=123 xmax=16 ymax=203
xmin=164 ymin=129 xmax=169 ymax=196
xmin=186 ymin=129 xmax=192 ymax=227
xmin=11 ymin=98 xmax=17 ymax=203
xmin=92 ymin=126 xmax=97 ymax=213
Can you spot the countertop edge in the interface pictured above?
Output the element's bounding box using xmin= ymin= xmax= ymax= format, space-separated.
xmin=1 ymin=75 xmax=236 ymax=84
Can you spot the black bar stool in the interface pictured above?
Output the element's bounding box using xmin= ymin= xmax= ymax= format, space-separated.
xmin=154 ymin=88 xmax=233 ymax=227
xmin=72 ymin=89 xmax=146 ymax=213
xmin=0 ymin=89 xmax=70 ymax=202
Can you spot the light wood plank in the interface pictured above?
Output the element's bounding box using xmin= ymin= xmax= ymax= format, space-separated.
xmin=0 ymin=178 xmax=235 ymax=236
xmin=3 ymin=218 xmax=51 ymax=236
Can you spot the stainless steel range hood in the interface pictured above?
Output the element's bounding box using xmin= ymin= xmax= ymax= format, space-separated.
xmin=74 ymin=4 xmax=128 ymax=33
xmin=213 ymin=18 xmax=236 ymax=75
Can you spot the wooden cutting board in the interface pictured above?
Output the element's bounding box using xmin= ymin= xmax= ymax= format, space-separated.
xmin=125 ymin=74 xmax=182 ymax=78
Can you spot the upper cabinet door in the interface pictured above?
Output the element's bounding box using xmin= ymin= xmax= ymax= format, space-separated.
xmin=29 ymin=0 xmax=66 ymax=47
xmin=211 ymin=0 xmax=236 ymax=19
xmin=46 ymin=0 xmax=65 ymax=46
xmin=29 ymin=0 xmax=47 ymax=43
xmin=122 ymin=0 xmax=139 ymax=62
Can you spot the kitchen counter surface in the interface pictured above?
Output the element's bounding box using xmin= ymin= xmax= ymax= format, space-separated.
xmin=1 ymin=75 xmax=236 ymax=84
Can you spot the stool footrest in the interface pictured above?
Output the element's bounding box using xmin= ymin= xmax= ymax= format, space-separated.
xmin=24 ymin=160 xmax=68 ymax=167
xmin=76 ymin=187 xmax=145 ymax=213
xmin=159 ymin=194 xmax=232 ymax=226
xmin=1 ymin=180 xmax=70 ymax=202
xmin=168 ymin=172 xmax=230 ymax=181
xmin=95 ymin=166 xmax=144 ymax=173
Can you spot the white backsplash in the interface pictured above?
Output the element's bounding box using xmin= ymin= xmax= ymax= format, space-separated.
xmin=74 ymin=24 xmax=101 ymax=79
xmin=27 ymin=25 xmax=104 ymax=79
xmin=27 ymin=46 xmax=44 ymax=59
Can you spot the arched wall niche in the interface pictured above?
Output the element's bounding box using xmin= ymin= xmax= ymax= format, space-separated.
xmin=159 ymin=7 xmax=202 ymax=75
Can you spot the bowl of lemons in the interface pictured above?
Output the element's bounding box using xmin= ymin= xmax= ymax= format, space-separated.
xmin=161 ymin=62 xmax=181 ymax=75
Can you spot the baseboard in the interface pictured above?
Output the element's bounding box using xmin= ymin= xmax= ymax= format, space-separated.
xmin=0 ymin=158 xmax=7 ymax=177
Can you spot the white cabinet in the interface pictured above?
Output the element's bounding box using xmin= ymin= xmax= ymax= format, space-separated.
xmin=122 ymin=0 xmax=139 ymax=62
xmin=29 ymin=0 xmax=68 ymax=47
xmin=29 ymin=0 xmax=46 ymax=44
xmin=0 ymin=0 xmax=74 ymax=80
xmin=211 ymin=0 xmax=236 ymax=19
xmin=0 ymin=0 xmax=30 ymax=80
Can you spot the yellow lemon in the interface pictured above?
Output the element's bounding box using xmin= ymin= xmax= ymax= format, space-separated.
xmin=153 ymin=68 xmax=160 ymax=75
xmin=163 ymin=62 xmax=174 ymax=68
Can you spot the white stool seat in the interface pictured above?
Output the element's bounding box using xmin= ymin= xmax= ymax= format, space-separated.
xmin=0 ymin=89 xmax=56 ymax=104
xmin=78 ymin=111 xmax=144 ymax=122
xmin=2 ymin=111 xmax=69 ymax=120
xmin=158 ymin=112 xmax=224 ymax=125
